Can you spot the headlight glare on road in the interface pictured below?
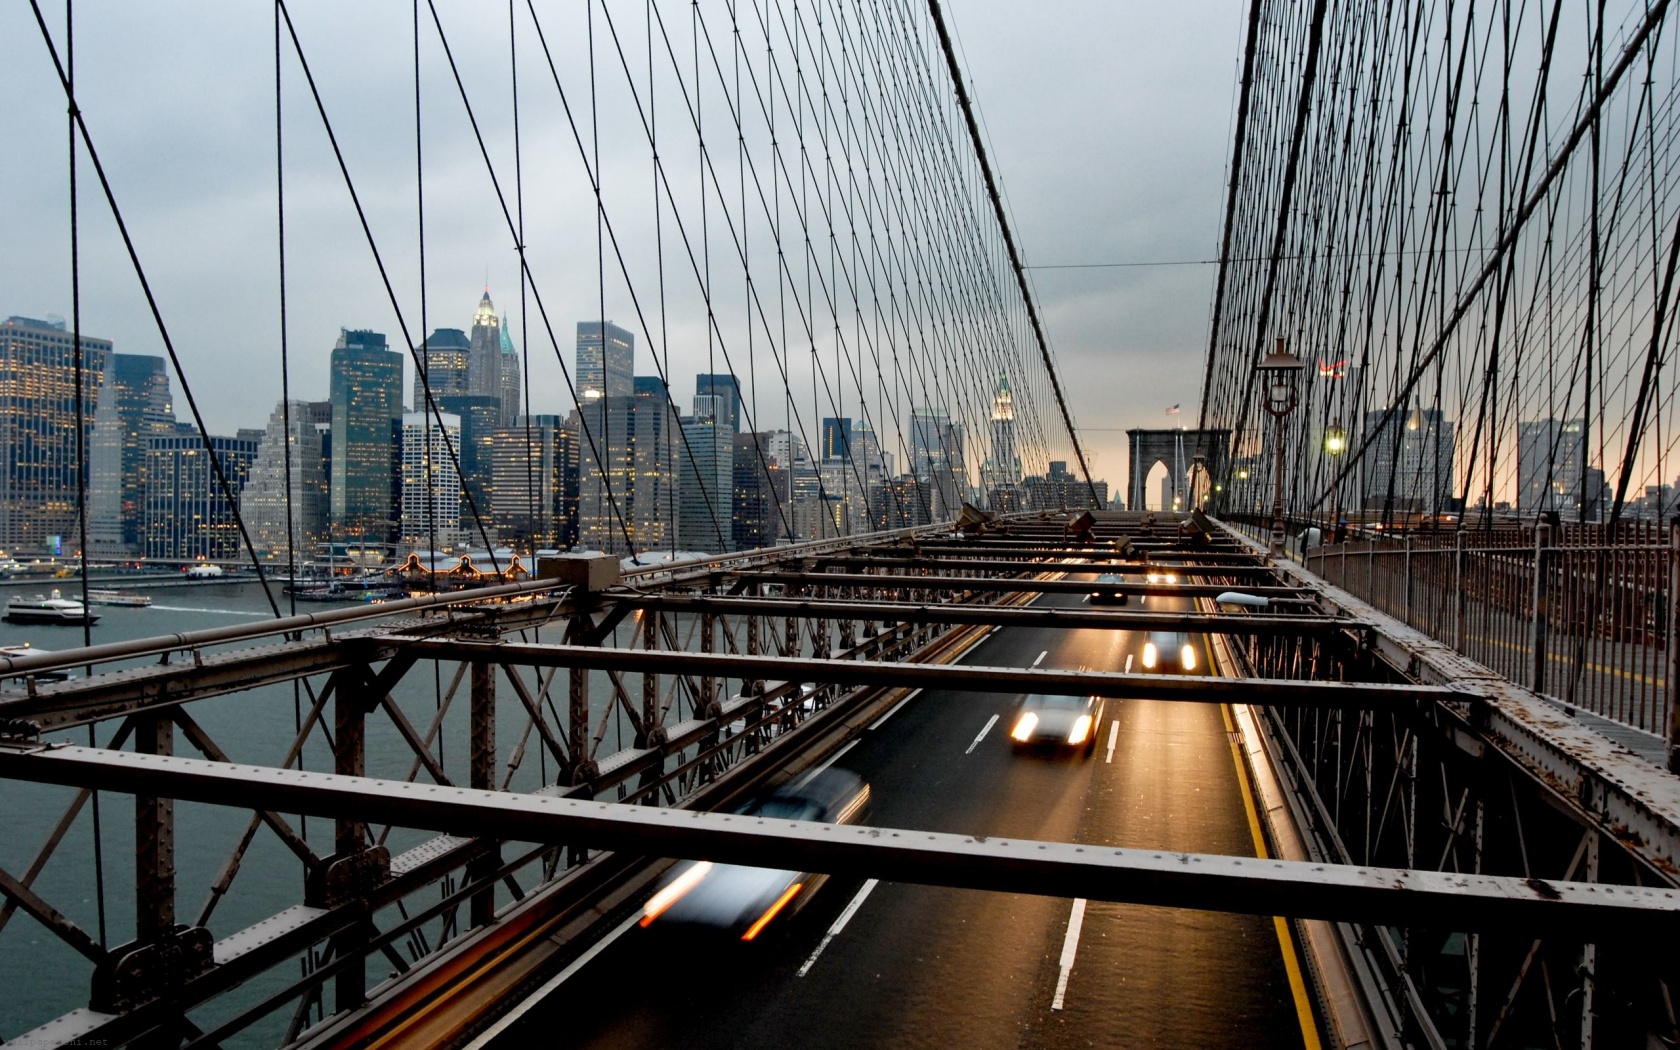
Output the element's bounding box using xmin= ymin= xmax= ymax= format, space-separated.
xmin=640 ymin=860 xmax=713 ymax=926
xmin=1141 ymin=642 xmax=1158 ymax=669
xmin=1011 ymin=712 xmax=1038 ymax=741
xmin=1182 ymin=644 xmax=1197 ymax=671
xmin=1066 ymin=714 xmax=1093 ymax=746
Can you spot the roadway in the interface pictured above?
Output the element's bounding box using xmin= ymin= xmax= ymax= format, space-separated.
xmin=486 ymin=586 xmax=1314 ymax=1049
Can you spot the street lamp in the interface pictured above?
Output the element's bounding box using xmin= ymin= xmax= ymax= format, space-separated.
xmin=1256 ymin=337 xmax=1304 ymax=557
xmin=1323 ymin=419 xmax=1346 ymax=541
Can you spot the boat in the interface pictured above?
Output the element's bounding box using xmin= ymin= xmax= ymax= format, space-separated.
xmin=3 ymin=590 xmax=101 ymax=626
xmin=0 ymin=644 xmax=74 ymax=683
xmin=86 ymin=588 xmax=152 ymax=607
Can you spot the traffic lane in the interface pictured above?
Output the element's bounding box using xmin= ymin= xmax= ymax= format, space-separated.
xmin=1028 ymin=587 xmax=1302 ymax=1048
xmin=498 ymin=594 xmax=1109 ymax=1050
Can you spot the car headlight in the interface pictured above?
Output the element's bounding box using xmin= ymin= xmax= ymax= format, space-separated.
xmin=1011 ymin=712 xmax=1038 ymax=741
xmin=1182 ymin=644 xmax=1197 ymax=671
xmin=1141 ymin=642 xmax=1158 ymax=668
xmin=1145 ymin=572 xmax=1159 ymax=584
xmin=1165 ymin=573 xmax=1178 ymax=584
xmin=1066 ymin=714 xmax=1093 ymax=746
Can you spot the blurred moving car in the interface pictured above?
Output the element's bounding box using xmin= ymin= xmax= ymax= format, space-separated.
xmin=1088 ymin=573 xmax=1129 ymax=605
xmin=1009 ymin=693 xmax=1105 ymax=756
xmin=1141 ymin=630 xmax=1199 ymax=673
xmin=639 ymin=768 xmax=870 ymax=940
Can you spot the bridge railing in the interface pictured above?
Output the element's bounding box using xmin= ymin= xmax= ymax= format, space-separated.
xmin=1305 ymin=523 xmax=1674 ymax=740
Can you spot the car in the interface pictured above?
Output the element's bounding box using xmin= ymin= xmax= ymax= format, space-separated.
xmin=1141 ymin=630 xmax=1200 ymax=673
xmin=1008 ymin=692 xmax=1106 ymax=756
xmin=1088 ymin=572 xmax=1129 ymax=605
xmin=638 ymin=768 xmax=870 ymax=940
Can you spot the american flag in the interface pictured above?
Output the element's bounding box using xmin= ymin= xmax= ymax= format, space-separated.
xmin=1165 ymin=404 xmax=1181 ymax=415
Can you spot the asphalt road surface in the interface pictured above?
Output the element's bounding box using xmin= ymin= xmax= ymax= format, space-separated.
xmin=489 ymin=586 xmax=1313 ymax=1049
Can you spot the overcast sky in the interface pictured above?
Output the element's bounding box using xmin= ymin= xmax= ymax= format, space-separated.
xmin=0 ymin=2 xmax=1245 ymax=505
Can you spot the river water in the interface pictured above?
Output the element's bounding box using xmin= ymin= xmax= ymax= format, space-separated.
xmin=0 ymin=579 xmax=648 ymax=1045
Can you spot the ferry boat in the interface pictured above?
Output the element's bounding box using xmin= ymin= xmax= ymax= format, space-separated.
xmin=86 ymin=588 xmax=153 ymax=607
xmin=0 ymin=644 xmax=74 ymax=683
xmin=3 ymin=590 xmax=101 ymax=626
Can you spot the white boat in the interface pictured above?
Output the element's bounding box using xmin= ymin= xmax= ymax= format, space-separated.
xmin=3 ymin=590 xmax=101 ymax=626
xmin=0 ymin=644 xmax=74 ymax=683
xmin=85 ymin=589 xmax=153 ymax=607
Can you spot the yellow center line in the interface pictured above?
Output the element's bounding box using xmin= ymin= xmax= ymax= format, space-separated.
xmin=1222 ymin=702 xmax=1323 ymax=1050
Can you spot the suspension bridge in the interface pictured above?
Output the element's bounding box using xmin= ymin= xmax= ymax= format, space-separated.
xmin=2 ymin=2 xmax=1680 ymax=1048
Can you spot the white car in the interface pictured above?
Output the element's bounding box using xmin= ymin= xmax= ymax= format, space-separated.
xmin=1009 ymin=693 xmax=1105 ymax=757
xmin=1141 ymin=630 xmax=1199 ymax=673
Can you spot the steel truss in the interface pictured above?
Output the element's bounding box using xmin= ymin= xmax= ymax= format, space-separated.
xmin=1 ymin=513 xmax=1678 ymax=1049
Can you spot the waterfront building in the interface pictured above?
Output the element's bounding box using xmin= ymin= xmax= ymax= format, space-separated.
xmin=732 ymin=431 xmax=784 ymax=550
xmin=0 ymin=315 xmax=111 ymax=554
xmin=577 ymin=376 xmax=677 ymax=554
xmin=142 ymin=429 xmax=259 ymax=560
xmin=88 ymin=352 xmax=176 ymax=556
xmin=436 ymin=393 xmax=502 ymax=541
xmin=490 ymin=420 xmax=577 ymax=550
xmin=239 ymin=400 xmax=329 ymax=561
xmin=399 ymin=411 xmax=463 ymax=550
xmin=329 ymin=328 xmax=404 ymax=544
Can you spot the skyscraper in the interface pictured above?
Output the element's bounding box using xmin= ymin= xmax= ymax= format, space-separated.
xmin=576 ymin=321 xmax=634 ymax=402
xmin=983 ymin=373 xmax=1021 ymax=498
xmin=490 ymin=419 xmax=576 ymax=550
xmin=412 ymin=327 xmax=471 ymax=411
xmin=399 ymin=411 xmax=463 ymax=550
xmin=437 ymin=393 xmax=502 ymax=541
xmin=498 ymin=324 xmax=523 ymax=426
xmin=679 ymin=396 xmax=733 ymax=552
xmin=1360 ymin=402 xmax=1456 ymax=513
xmin=696 ymin=373 xmax=742 ymax=432
xmin=468 ymin=291 xmax=521 ymax=427
xmin=240 ymin=400 xmax=328 ymax=561
xmin=821 ymin=417 xmax=852 ymax=462
xmin=329 ymin=328 xmax=404 ymax=543
xmin=88 ymin=352 xmax=175 ymax=555
xmin=0 ymin=315 xmax=111 ymax=553
xmin=142 ymin=430 xmax=260 ymax=560
xmin=1517 ymin=418 xmax=1590 ymax=517
xmin=576 ymin=376 xmax=677 ymax=554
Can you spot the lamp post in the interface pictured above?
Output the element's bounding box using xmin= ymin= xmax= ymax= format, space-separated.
xmin=1324 ymin=419 xmax=1346 ymax=540
xmin=1256 ymin=337 xmax=1304 ymax=557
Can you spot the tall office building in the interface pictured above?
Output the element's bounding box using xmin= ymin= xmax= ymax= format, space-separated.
xmin=576 ymin=321 xmax=634 ymax=402
xmin=1517 ymin=418 xmax=1595 ymax=517
xmin=490 ymin=419 xmax=576 ymax=550
xmin=142 ymin=429 xmax=260 ymax=560
xmin=983 ymin=373 xmax=1021 ymax=495
xmin=911 ymin=406 xmax=966 ymax=520
xmin=412 ymin=327 xmax=471 ymax=411
xmin=577 ymin=375 xmax=677 ymax=553
xmin=437 ymin=393 xmax=501 ymax=540
xmin=399 ymin=411 xmax=463 ymax=550
xmin=329 ymin=328 xmax=404 ymax=544
xmin=679 ymin=396 xmax=733 ymax=552
xmin=1360 ymin=402 xmax=1456 ymax=513
xmin=821 ymin=417 xmax=852 ymax=462
xmin=498 ymin=325 xmax=522 ymax=426
xmin=732 ymin=432 xmax=783 ymax=550
xmin=0 ymin=316 xmax=112 ymax=553
xmin=88 ymin=353 xmax=176 ymax=555
xmin=240 ymin=400 xmax=329 ymax=561
xmin=696 ymin=373 xmax=742 ymax=432
xmin=467 ymin=291 xmax=521 ymax=427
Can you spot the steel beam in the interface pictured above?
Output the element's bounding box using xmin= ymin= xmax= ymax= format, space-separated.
xmin=742 ymin=571 xmax=1306 ymax=599
xmin=403 ymin=640 xmax=1449 ymax=710
xmin=812 ymin=555 xmax=1278 ymax=576
xmin=609 ymin=594 xmax=1362 ymax=637
xmin=0 ymin=745 xmax=1671 ymax=939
